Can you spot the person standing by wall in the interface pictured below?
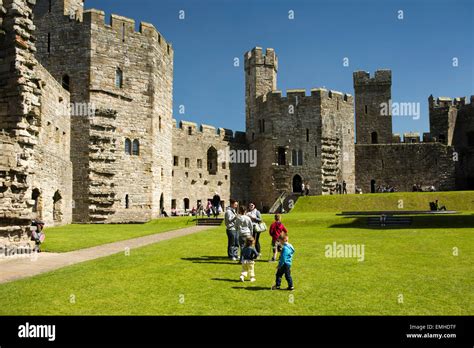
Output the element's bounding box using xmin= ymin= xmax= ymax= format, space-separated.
xmin=225 ymin=199 xmax=239 ymax=261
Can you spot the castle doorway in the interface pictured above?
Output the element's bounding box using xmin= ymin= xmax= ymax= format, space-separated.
xmin=370 ymin=180 xmax=376 ymax=194
xmin=184 ymin=198 xmax=190 ymax=211
xmin=160 ymin=194 xmax=164 ymax=211
xmin=32 ymin=188 xmax=42 ymax=218
xmin=53 ymin=190 xmax=63 ymax=223
xmin=293 ymin=175 xmax=303 ymax=193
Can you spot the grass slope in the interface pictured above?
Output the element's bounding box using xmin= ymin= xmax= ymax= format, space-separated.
xmin=42 ymin=217 xmax=195 ymax=252
xmin=0 ymin=212 xmax=472 ymax=316
xmin=293 ymin=191 xmax=474 ymax=213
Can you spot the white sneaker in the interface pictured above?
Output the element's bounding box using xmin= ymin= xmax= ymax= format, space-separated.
xmin=240 ymin=276 xmax=245 ymax=282
xmin=250 ymin=278 xmax=256 ymax=282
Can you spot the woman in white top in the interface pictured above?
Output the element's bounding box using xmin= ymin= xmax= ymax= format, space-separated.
xmin=247 ymin=202 xmax=263 ymax=257
xmin=235 ymin=206 xmax=253 ymax=262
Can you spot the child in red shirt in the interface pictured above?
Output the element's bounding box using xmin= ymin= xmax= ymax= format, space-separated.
xmin=269 ymin=214 xmax=288 ymax=262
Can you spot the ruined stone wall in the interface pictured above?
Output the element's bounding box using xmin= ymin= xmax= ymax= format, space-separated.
xmin=30 ymin=64 xmax=73 ymax=226
xmin=34 ymin=0 xmax=91 ymax=222
xmin=354 ymin=70 xmax=392 ymax=144
xmin=0 ymin=0 xmax=63 ymax=246
xmin=355 ymin=143 xmax=456 ymax=193
xmin=171 ymin=121 xmax=249 ymax=211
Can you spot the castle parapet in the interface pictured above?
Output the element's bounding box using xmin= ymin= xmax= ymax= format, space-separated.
xmin=429 ymin=95 xmax=474 ymax=109
xmin=353 ymin=70 xmax=392 ymax=86
xmin=83 ymin=9 xmax=173 ymax=54
xmin=174 ymin=119 xmax=245 ymax=143
xmin=256 ymin=88 xmax=353 ymax=105
xmin=244 ymin=47 xmax=278 ymax=71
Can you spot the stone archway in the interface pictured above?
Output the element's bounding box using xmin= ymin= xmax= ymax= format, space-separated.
xmin=53 ymin=190 xmax=63 ymax=223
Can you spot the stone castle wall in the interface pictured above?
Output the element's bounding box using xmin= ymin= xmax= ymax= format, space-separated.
xmin=430 ymin=95 xmax=474 ymax=189
xmin=87 ymin=9 xmax=174 ymax=223
xmin=355 ymin=143 xmax=456 ymax=193
xmin=0 ymin=0 xmax=72 ymax=248
xmin=354 ymin=70 xmax=392 ymax=144
xmin=171 ymin=120 xmax=249 ymax=211
xmin=30 ymin=64 xmax=73 ymax=226
xmin=33 ymin=0 xmax=174 ymax=223
xmin=245 ymin=46 xmax=355 ymax=210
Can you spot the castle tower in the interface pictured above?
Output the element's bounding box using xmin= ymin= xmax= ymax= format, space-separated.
xmin=244 ymin=47 xmax=278 ymax=141
xmin=353 ymin=70 xmax=392 ymax=144
xmin=428 ymin=95 xmax=459 ymax=145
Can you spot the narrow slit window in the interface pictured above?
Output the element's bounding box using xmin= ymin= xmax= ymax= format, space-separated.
xmin=115 ymin=68 xmax=123 ymax=89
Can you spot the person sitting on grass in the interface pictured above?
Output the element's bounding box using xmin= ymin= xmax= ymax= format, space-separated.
xmin=269 ymin=214 xmax=288 ymax=262
xmin=272 ymin=234 xmax=295 ymax=291
xmin=239 ymin=236 xmax=259 ymax=282
xmin=435 ymin=200 xmax=447 ymax=211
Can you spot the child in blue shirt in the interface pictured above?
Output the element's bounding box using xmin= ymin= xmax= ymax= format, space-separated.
xmin=272 ymin=234 xmax=295 ymax=290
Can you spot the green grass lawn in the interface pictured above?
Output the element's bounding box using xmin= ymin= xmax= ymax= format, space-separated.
xmin=294 ymin=191 xmax=474 ymax=212
xmin=0 ymin=201 xmax=472 ymax=315
xmin=42 ymin=217 xmax=196 ymax=252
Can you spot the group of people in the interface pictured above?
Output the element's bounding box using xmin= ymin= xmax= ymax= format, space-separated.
xmin=413 ymin=184 xmax=436 ymax=192
xmin=331 ymin=181 xmax=348 ymax=195
xmin=300 ymin=183 xmax=311 ymax=196
xmin=225 ymin=200 xmax=295 ymax=290
xmin=376 ymin=185 xmax=397 ymax=193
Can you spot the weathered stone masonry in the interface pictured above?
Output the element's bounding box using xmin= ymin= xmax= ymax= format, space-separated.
xmin=0 ymin=0 xmax=72 ymax=248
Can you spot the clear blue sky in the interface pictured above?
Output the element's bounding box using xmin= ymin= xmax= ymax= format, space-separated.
xmin=87 ymin=0 xmax=473 ymax=135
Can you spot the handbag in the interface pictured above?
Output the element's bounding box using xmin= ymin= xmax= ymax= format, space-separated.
xmin=254 ymin=222 xmax=267 ymax=233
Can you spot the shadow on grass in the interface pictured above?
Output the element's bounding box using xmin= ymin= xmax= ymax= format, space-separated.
xmin=212 ymin=278 xmax=242 ymax=283
xmin=181 ymin=256 xmax=236 ymax=265
xmin=330 ymin=214 xmax=474 ymax=230
xmin=231 ymin=286 xmax=271 ymax=291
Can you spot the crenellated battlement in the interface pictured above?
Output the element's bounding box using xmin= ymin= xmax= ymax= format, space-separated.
xmin=255 ymin=88 xmax=353 ymax=105
xmin=353 ymin=70 xmax=392 ymax=86
xmin=173 ymin=120 xmax=246 ymax=143
xmin=429 ymin=95 xmax=474 ymax=109
xmin=83 ymin=9 xmax=173 ymax=55
xmin=244 ymin=47 xmax=278 ymax=72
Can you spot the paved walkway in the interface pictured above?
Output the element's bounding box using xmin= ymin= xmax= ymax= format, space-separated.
xmin=0 ymin=225 xmax=214 ymax=285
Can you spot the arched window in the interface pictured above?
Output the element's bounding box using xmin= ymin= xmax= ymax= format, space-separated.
xmin=132 ymin=139 xmax=140 ymax=156
xmin=115 ymin=68 xmax=123 ymax=89
xmin=371 ymin=132 xmax=378 ymax=144
xmin=207 ymin=146 xmax=218 ymax=175
xmin=62 ymin=74 xmax=70 ymax=91
xmin=125 ymin=138 xmax=132 ymax=155
xmin=125 ymin=194 xmax=129 ymax=209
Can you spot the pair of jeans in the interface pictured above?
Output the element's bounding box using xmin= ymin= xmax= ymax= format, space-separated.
xmin=275 ymin=264 xmax=293 ymax=288
xmin=252 ymin=230 xmax=261 ymax=254
xmin=226 ymin=229 xmax=239 ymax=259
